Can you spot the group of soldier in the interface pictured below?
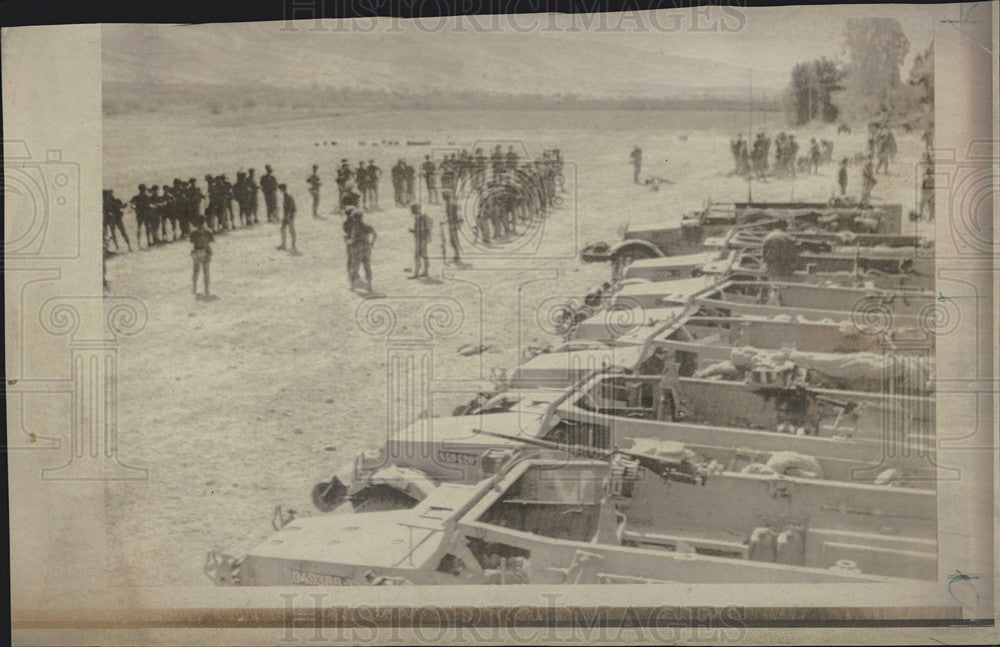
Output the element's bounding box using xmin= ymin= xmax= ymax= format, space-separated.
xmin=729 ymin=132 xmax=836 ymax=180
xmin=102 ymin=165 xmax=294 ymax=254
xmin=333 ymin=159 xmax=381 ymax=213
xmin=857 ymin=123 xmax=898 ymax=206
xmin=866 ymin=122 xmax=898 ymax=176
xmin=105 ymin=145 xmax=566 ymax=297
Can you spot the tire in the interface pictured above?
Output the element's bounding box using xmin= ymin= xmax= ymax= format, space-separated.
xmin=311 ymin=478 xmax=347 ymax=513
xmin=351 ymin=484 xmax=419 ymax=513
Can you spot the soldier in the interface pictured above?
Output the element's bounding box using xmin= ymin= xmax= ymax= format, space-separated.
xmin=919 ymin=166 xmax=934 ymax=221
xmin=738 ymin=139 xmax=750 ymax=178
xmin=234 ymin=172 xmax=250 ymax=226
xmin=164 ymin=179 xmax=183 ymax=240
xmin=147 ymin=185 xmax=163 ymax=244
xmin=186 ymin=178 xmax=203 ymax=237
xmin=421 ymin=155 xmax=438 ymax=204
xmin=808 ymin=139 xmax=821 ymax=175
xmin=762 ymin=230 xmax=799 ymax=279
xmin=391 ymin=159 xmax=405 ymax=206
xmin=260 ymin=164 xmax=279 ymax=222
xmin=860 ymin=159 xmax=877 ymax=205
xmin=355 ymin=160 xmax=369 ymax=209
xmin=408 ymin=204 xmax=432 ymax=279
xmin=340 ymin=181 xmax=360 ymax=215
xmin=786 ymin=135 xmax=799 ymax=179
xmin=629 ymin=146 xmax=642 ymax=184
xmin=343 ymin=206 xmax=360 ymax=286
xmin=246 ymin=168 xmax=260 ymax=224
xmin=490 ymin=145 xmax=504 ymax=180
xmin=837 ymin=158 xmax=849 ymax=196
xmin=876 ymin=126 xmax=895 ymax=175
xmin=218 ymin=174 xmax=235 ymax=230
xmin=203 ymin=175 xmax=218 ymax=231
xmin=440 ymin=154 xmax=456 ymax=196
xmin=277 ymin=183 xmax=298 ymax=253
xmin=365 ymin=160 xmax=381 ymax=210
xmin=505 ymin=146 xmax=519 ymax=174
xmin=443 ymin=190 xmax=461 ymax=263
xmin=131 ymin=184 xmax=151 ymax=248
xmin=403 ymin=162 xmax=416 ymax=205
xmin=307 ymin=164 xmax=321 ymax=218
xmin=347 ymin=209 xmax=377 ymax=293
xmin=474 ymin=148 xmax=488 ymax=184
xmin=653 ymin=352 xmax=680 ymax=422
xmin=189 ymin=216 xmax=215 ymax=297
xmin=103 ymin=189 xmax=132 ymax=252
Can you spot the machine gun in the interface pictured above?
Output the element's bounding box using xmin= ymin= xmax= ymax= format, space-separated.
xmin=472 ymin=428 xmax=705 ymax=486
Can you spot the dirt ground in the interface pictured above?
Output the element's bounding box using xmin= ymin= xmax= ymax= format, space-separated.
xmin=99 ymin=106 xmax=931 ymax=586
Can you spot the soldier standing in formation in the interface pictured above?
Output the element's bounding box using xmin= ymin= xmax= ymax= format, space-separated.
xmin=307 ymin=164 xmax=322 ymax=218
xmin=421 ymin=155 xmax=438 ymax=204
xmin=131 ymin=185 xmax=152 ymax=247
xmin=409 ymin=204 xmax=432 ymax=279
xmin=247 ymin=168 xmax=260 ymax=224
xmin=443 ymin=190 xmax=461 ymax=264
xmin=261 ymin=165 xmax=279 ymax=222
xmin=234 ymin=172 xmax=250 ymax=225
xmin=103 ymin=189 xmax=132 ymax=252
xmin=630 ymin=146 xmax=642 ymax=184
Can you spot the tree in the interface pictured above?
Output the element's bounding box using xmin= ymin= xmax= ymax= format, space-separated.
xmin=787 ymin=58 xmax=844 ymax=125
xmin=908 ymin=40 xmax=933 ymax=109
xmin=836 ymin=17 xmax=910 ymax=120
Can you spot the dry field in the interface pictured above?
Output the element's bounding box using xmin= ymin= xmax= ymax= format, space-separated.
xmin=95 ymin=106 xmax=930 ymax=586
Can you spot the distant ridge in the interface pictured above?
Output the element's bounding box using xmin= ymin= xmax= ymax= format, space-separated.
xmin=102 ymin=22 xmax=786 ymax=109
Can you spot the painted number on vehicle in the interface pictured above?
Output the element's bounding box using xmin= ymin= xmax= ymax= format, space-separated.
xmin=436 ymin=450 xmax=477 ymax=466
xmin=291 ymin=570 xmax=351 ymax=586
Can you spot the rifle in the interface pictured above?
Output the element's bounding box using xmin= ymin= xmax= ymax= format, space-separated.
xmin=472 ymin=428 xmax=705 ymax=486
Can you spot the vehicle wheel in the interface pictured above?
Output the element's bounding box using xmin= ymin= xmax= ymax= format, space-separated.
xmin=351 ymin=484 xmax=419 ymax=513
xmin=311 ymin=478 xmax=347 ymax=513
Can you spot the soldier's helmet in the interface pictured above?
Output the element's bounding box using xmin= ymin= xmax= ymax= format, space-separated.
xmin=189 ymin=178 xmax=197 ymax=184
xmin=103 ymin=189 xmax=111 ymax=195
xmin=138 ymin=183 xmax=146 ymax=190
xmin=411 ymin=204 xmax=421 ymax=215
xmin=265 ymin=165 xmax=273 ymax=172
xmin=248 ymin=168 xmax=255 ymax=174
xmin=278 ymin=183 xmax=287 ymax=191
xmin=313 ymin=164 xmax=318 ymax=170
xmin=205 ymin=174 xmax=213 ymax=181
